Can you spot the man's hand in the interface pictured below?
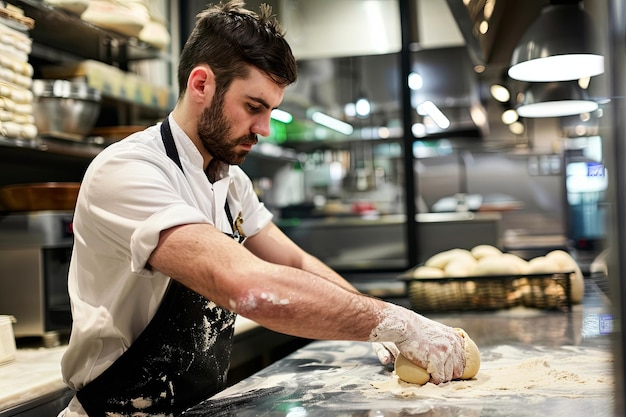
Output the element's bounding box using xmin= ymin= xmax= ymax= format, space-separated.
xmin=395 ymin=317 xmax=465 ymax=384
xmin=372 ymin=342 xmax=399 ymax=365
xmin=369 ymin=305 xmax=465 ymax=384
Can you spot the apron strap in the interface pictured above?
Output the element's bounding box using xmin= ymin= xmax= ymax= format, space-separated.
xmin=161 ymin=118 xmax=242 ymax=241
xmin=161 ymin=117 xmax=183 ymax=171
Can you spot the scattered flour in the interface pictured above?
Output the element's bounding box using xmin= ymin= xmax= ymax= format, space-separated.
xmin=370 ymin=345 xmax=613 ymax=400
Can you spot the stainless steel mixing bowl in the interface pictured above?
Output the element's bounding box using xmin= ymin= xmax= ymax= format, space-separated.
xmin=31 ymin=79 xmax=101 ymax=141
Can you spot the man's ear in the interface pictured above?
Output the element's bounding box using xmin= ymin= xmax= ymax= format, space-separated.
xmin=187 ymin=65 xmax=216 ymax=104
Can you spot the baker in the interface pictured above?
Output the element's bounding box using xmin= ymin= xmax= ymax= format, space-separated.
xmin=58 ymin=1 xmax=467 ymax=416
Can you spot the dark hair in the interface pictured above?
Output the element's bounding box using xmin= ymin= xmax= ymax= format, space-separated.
xmin=177 ymin=0 xmax=297 ymax=98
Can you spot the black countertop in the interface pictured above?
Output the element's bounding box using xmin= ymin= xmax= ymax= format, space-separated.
xmin=182 ymin=280 xmax=615 ymax=416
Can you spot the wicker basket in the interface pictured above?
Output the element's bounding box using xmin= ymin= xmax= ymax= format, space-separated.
xmin=399 ymin=270 xmax=572 ymax=313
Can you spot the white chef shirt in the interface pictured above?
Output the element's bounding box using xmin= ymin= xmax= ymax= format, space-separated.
xmin=59 ymin=115 xmax=272 ymax=415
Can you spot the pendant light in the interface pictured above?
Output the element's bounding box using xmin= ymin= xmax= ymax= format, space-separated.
xmin=516 ymin=81 xmax=598 ymax=118
xmin=508 ymin=0 xmax=604 ymax=82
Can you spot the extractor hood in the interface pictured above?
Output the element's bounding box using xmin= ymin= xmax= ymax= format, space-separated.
xmin=445 ymin=0 xmax=546 ymax=70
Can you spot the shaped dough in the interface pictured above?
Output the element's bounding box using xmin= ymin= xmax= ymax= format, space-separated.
xmin=412 ymin=266 xmax=445 ymax=278
xmin=470 ymin=244 xmax=501 ymax=260
xmin=473 ymin=255 xmax=519 ymax=275
xmin=425 ymin=249 xmax=472 ymax=269
xmin=395 ymin=353 xmax=430 ymax=384
xmin=444 ymin=257 xmax=477 ymax=277
xmin=546 ymin=250 xmax=585 ymax=303
xmin=527 ymin=256 xmax=559 ymax=274
xmin=395 ymin=328 xmax=480 ymax=384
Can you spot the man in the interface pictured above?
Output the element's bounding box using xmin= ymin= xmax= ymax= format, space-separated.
xmin=59 ymin=1 xmax=466 ymax=416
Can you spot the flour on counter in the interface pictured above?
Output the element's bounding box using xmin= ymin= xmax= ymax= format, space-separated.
xmin=0 ymin=346 xmax=68 ymax=411
xmin=370 ymin=345 xmax=613 ymax=400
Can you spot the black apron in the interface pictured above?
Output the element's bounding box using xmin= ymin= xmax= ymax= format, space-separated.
xmin=76 ymin=118 xmax=240 ymax=416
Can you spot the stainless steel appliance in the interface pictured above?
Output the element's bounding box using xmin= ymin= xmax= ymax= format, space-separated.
xmin=0 ymin=211 xmax=73 ymax=347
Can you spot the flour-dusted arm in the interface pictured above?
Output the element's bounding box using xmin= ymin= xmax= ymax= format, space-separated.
xmin=148 ymin=222 xmax=465 ymax=384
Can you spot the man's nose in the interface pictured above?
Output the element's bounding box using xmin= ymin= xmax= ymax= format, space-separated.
xmin=251 ymin=116 xmax=271 ymax=137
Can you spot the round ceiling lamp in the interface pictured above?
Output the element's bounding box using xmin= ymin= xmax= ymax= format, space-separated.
xmin=516 ymin=81 xmax=598 ymax=118
xmin=508 ymin=1 xmax=604 ymax=82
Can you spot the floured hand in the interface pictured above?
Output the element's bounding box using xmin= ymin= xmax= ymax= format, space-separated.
xmin=372 ymin=341 xmax=399 ymax=365
xmin=395 ymin=327 xmax=480 ymax=384
xmin=369 ymin=305 xmax=465 ymax=384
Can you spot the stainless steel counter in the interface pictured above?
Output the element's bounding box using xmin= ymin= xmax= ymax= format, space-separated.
xmin=183 ymin=280 xmax=614 ymax=416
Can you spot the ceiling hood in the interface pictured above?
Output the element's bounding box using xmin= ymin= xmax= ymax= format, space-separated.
xmin=445 ymin=0 xmax=546 ymax=72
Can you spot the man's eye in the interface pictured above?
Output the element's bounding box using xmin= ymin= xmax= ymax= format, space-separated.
xmin=248 ymin=104 xmax=261 ymax=112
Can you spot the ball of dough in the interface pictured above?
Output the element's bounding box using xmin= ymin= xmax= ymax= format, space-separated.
xmin=545 ymin=250 xmax=575 ymax=271
xmin=425 ymin=248 xmax=472 ymax=269
xmin=470 ymin=244 xmax=502 ymax=260
xmin=456 ymin=328 xmax=481 ymax=379
xmin=413 ymin=266 xmax=445 ymax=279
xmin=395 ymin=353 xmax=430 ymax=384
xmin=473 ymin=255 xmax=519 ymax=275
xmin=527 ymin=256 xmax=560 ymax=274
xmin=501 ymin=253 xmax=530 ymax=274
xmin=394 ymin=328 xmax=480 ymax=384
xmin=569 ymin=270 xmax=585 ymax=304
xmin=444 ymin=256 xmax=477 ymax=277
xmin=545 ymin=250 xmax=584 ymax=303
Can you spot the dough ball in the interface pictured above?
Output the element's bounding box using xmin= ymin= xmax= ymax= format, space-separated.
xmin=413 ymin=266 xmax=445 ymax=279
xmin=501 ymin=254 xmax=530 ymax=274
xmin=455 ymin=328 xmax=480 ymax=379
xmin=425 ymin=248 xmax=472 ymax=269
xmin=395 ymin=353 xmax=430 ymax=384
xmin=569 ymin=270 xmax=585 ymax=304
xmin=473 ymin=255 xmax=520 ymax=276
xmin=444 ymin=256 xmax=477 ymax=277
xmin=545 ymin=250 xmax=575 ymax=271
xmin=527 ymin=256 xmax=560 ymax=274
xmin=394 ymin=328 xmax=480 ymax=384
xmin=470 ymin=244 xmax=502 ymax=260
xmin=545 ymin=250 xmax=584 ymax=303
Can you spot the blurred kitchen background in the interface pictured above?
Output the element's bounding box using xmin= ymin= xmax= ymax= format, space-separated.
xmin=0 ymin=0 xmax=626 ymax=400
xmin=182 ymin=0 xmax=610 ymax=276
xmin=0 ymin=0 xmax=608 ymax=272
xmin=2 ymin=0 xmax=626 ymax=413
xmin=0 ymin=0 xmax=613 ymax=276
xmin=0 ymin=0 xmax=617 ymax=294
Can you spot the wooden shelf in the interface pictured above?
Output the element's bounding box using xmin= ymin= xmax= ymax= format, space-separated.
xmin=15 ymin=0 xmax=167 ymax=67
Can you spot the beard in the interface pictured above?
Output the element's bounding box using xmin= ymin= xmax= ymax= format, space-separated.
xmin=197 ymin=92 xmax=258 ymax=166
